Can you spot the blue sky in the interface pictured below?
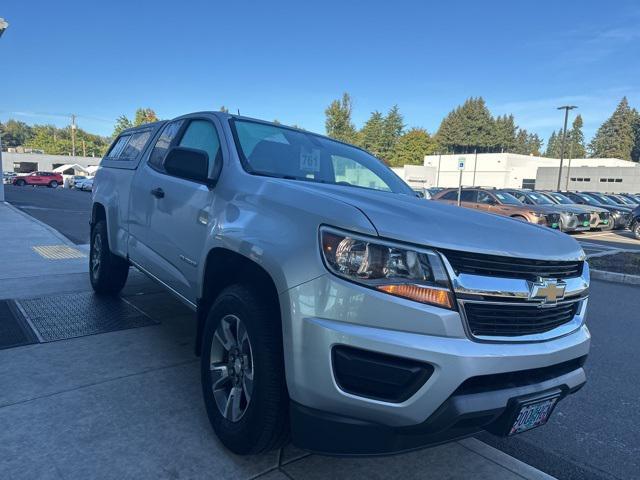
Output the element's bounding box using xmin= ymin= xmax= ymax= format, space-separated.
xmin=1 ymin=0 xmax=639 ymax=145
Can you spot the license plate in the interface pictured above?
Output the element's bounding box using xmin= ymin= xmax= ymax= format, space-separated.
xmin=509 ymin=398 xmax=558 ymax=435
xmin=583 ymin=221 xmax=590 ymax=227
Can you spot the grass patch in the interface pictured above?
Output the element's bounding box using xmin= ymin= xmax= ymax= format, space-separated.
xmin=589 ymin=252 xmax=640 ymax=276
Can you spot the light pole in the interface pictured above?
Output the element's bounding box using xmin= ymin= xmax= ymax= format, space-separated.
xmin=0 ymin=18 xmax=9 ymax=203
xmin=556 ymin=105 xmax=577 ymax=191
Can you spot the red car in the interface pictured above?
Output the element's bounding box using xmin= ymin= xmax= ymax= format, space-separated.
xmin=12 ymin=171 xmax=63 ymax=188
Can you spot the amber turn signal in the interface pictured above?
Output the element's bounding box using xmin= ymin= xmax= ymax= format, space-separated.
xmin=377 ymin=284 xmax=453 ymax=309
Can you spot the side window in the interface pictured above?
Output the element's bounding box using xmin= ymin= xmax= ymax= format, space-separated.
xmin=460 ymin=190 xmax=477 ymax=202
xmin=477 ymin=191 xmax=495 ymax=204
xmin=512 ymin=192 xmax=528 ymax=203
xmin=441 ymin=191 xmax=458 ymax=200
xmin=148 ymin=121 xmax=185 ymax=171
xmin=107 ymin=135 xmax=131 ymax=159
xmin=120 ymin=131 xmax=152 ymax=161
xmin=178 ymin=120 xmax=221 ymax=164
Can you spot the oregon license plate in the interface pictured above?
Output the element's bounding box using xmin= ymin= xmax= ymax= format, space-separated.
xmin=509 ymin=398 xmax=558 ymax=435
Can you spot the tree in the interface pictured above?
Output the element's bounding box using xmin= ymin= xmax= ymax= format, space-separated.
xmin=112 ymin=115 xmax=133 ymax=136
xmin=588 ymin=97 xmax=637 ymax=160
xmin=494 ymin=115 xmax=517 ymax=152
xmin=389 ymin=128 xmax=436 ymax=167
xmin=24 ymin=123 xmax=109 ymax=156
xmin=526 ymin=133 xmax=543 ymax=156
xmin=567 ymin=114 xmax=586 ymax=158
xmin=435 ymin=97 xmax=496 ymax=153
xmin=381 ymin=105 xmax=404 ymax=161
xmin=359 ymin=111 xmax=385 ymax=159
xmin=134 ymin=108 xmax=158 ymax=126
xmin=545 ymin=131 xmax=559 ymax=157
xmin=324 ymin=93 xmax=358 ymax=143
xmin=0 ymin=119 xmax=33 ymax=147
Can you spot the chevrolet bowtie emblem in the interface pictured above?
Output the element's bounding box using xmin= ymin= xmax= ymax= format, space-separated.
xmin=529 ymin=278 xmax=566 ymax=306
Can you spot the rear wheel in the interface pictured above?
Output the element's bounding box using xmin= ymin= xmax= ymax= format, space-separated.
xmin=633 ymin=221 xmax=640 ymax=240
xmin=90 ymin=220 xmax=129 ymax=294
xmin=15 ymin=179 xmax=25 ymax=186
xmin=201 ymin=284 xmax=289 ymax=454
xmin=48 ymin=180 xmax=58 ymax=188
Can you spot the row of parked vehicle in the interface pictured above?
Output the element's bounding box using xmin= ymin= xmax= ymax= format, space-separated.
xmin=424 ymin=187 xmax=640 ymax=239
xmin=2 ymin=171 xmax=94 ymax=191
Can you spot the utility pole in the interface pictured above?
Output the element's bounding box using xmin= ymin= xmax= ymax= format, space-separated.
xmin=435 ymin=153 xmax=442 ymax=187
xmin=0 ymin=18 xmax=9 ymax=203
xmin=71 ymin=114 xmax=77 ymax=157
xmin=82 ymin=139 xmax=86 ymax=157
xmin=556 ymin=105 xmax=577 ymax=191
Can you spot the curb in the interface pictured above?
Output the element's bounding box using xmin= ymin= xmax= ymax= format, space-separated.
xmin=458 ymin=438 xmax=556 ymax=480
xmin=590 ymin=269 xmax=640 ymax=285
xmin=2 ymin=201 xmax=76 ymax=247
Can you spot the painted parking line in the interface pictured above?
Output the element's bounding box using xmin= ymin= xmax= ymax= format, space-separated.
xmin=33 ymin=245 xmax=87 ymax=260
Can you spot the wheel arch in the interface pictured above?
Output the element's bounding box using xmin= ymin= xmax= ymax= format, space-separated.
xmin=195 ymin=248 xmax=281 ymax=357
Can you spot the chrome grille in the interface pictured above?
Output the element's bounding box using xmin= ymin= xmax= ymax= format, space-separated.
xmin=463 ymin=300 xmax=581 ymax=337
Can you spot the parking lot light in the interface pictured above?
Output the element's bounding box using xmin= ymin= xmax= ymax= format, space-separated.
xmin=556 ymin=105 xmax=577 ymax=191
xmin=0 ymin=18 xmax=7 ymax=202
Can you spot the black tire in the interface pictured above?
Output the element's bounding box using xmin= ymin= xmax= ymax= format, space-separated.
xmin=633 ymin=221 xmax=640 ymax=240
xmin=16 ymin=179 xmax=25 ymax=186
xmin=48 ymin=180 xmax=58 ymax=188
xmin=201 ymin=284 xmax=289 ymax=454
xmin=89 ymin=220 xmax=129 ymax=294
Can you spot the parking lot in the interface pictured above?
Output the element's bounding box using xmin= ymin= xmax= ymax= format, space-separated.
xmin=1 ymin=185 xmax=639 ymax=480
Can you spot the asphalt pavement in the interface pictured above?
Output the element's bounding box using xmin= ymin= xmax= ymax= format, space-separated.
xmin=4 ymin=184 xmax=92 ymax=244
xmin=4 ymin=185 xmax=640 ymax=480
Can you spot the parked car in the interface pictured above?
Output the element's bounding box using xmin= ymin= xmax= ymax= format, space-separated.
xmin=2 ymin=172 xmax=17 ymax=184
xmin=502 ymin=189 xmax=591 ymax=233
xmin=630 ymin=206 xmax=640 ymax=239
xmin=602 ymin=193 xmax=638 ymax=208
xmin=91 ymin=114 xmax=590 ymax=456
xmin=619 ymin=193 xmax=640 ymax=204
xmin=69 ymin=175 xmax=87 ymax=188
xmin=76 ymin=177 xmax=94 ymax=191
xmin=12 ymin=171 xmax=63 ymax=188
xmin=561 ymin=192 xmax=632 ymax=229
xmin=432 ymin=187 xmax=561 ymax=228
xmin=537 ymin=191 xmax=612 ymax=230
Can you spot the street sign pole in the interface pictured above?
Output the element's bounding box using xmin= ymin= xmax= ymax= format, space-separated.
xmin=457 ymin=157 xmax=465 ymax=206
xmin=0 ymin=134 xmax=4 ymax=202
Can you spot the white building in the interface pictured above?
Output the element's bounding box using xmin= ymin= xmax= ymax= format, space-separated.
xmin=395 ymin=153 xmax=635 ymax=190
xmin=2 ymin=152 xmax=101 ymax=175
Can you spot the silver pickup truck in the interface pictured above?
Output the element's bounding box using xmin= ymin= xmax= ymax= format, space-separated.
xmin=90 ymin=112 xmax=590 ymax=455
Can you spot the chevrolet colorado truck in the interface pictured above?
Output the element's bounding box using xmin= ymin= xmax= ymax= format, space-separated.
xmin=90 ymin=112 xmax=590 ymax=455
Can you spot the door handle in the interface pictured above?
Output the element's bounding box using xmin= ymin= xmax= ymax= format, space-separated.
xmin=151 ymin=187 xmax=165 ymax=199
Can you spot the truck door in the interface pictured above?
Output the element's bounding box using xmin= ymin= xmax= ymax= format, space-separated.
xmin=131 ymin=118 xmax=221 ymax=304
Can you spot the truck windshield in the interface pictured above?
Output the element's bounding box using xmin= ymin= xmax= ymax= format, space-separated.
xmin=231 ymin=119 xmax=413 ymax=195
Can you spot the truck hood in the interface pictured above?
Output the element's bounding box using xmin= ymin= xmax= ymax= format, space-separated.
xmin=288 ymin=182 xmax=585 ymax=261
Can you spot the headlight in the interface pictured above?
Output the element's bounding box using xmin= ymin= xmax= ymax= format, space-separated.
xmin=320 ymin=227 xmax=454 ymax=309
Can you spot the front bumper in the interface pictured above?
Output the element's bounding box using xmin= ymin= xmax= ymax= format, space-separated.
xmin=281 ymin=275 xmax=590 ymax=454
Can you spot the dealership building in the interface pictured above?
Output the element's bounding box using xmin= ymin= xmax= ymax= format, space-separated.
xmin=392 ymin=153 xmax=637 ymax=191
xmin=2 ymin=152 xmax=101 ymax=175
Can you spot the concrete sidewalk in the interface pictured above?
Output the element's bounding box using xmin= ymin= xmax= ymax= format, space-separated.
xmin=0 ymin=202 xmax=556 ymax=480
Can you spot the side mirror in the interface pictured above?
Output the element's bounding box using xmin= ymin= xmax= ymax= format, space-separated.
xmin=164 ymin=147 xmax=210 ymax=184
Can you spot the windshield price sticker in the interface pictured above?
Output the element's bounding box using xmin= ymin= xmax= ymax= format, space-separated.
xmin=300 ymin=147 xmax=321 ymax=172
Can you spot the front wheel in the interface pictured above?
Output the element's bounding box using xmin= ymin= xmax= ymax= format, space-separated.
xmin=633 ymin=221 xmax=640 ymax=240
xmin=15 ymin=179 xmax=25 ymax=186
xmin=201 ymin=284 xmax=289 ymax=454
xmin=48 ymin=180 xmax=58 ymax=188
xmin=90 ymin=220 xmax=129 ymax=294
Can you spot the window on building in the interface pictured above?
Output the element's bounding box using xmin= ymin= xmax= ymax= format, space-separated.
xmin=522 ymin=179 xmax=536 ymax=189
xmin=615 ymin=179 xmax=623 ymax=183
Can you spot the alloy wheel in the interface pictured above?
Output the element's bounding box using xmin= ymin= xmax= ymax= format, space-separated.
xmin=209 ymin=314 xmax=254 ymax=422
xmin=91 ymin=233 xmax=102 ymax=279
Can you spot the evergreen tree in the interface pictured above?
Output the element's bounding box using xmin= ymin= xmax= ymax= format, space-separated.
xmin=359 ymin=111 xmax=386 ymax=159
xmin=324 ymin=93 xmax=358 ymax=143
xmin=526 ymin=133 xmax=543 ymax=156
xmin=389 ymin=128 xmax=436 ymax=167
xmin=545 ymin=131 xmax=558 ymax=157
xmin=588 ymin=97 xmax=636 ymax=160
xmin=380 ymin=105 xmax=404 ymax=161
xmin=567 ymin=114 xmax=585 ymax=158
xmin=494 ymin=114 xmax=517 ymax=152
xmin=436 ymin=97 xmax=496 ymax=153
xmin=514 ymin=129 xmax=529 ymax=155
xmin=113 ymin=115 xmax=133 ymax=136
